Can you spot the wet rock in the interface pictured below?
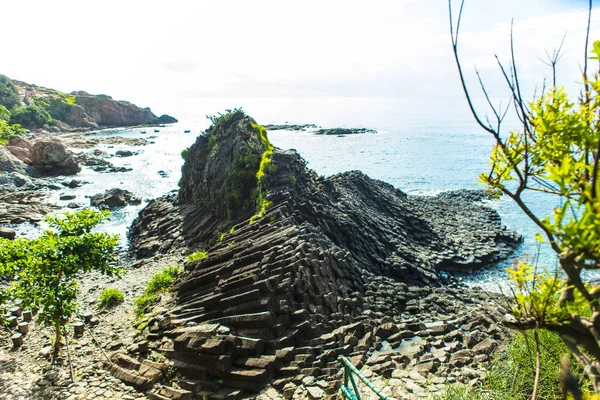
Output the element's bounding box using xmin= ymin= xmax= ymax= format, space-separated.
xmin=62 ymin=179 xmax=85 ymax=188
xmin=115 ymin=150 xmax=135 ymax=157
xmin=315 ymin=127 xmax=376 ymax=135
xmin=90 ymin=188 xmax=141 ymax=209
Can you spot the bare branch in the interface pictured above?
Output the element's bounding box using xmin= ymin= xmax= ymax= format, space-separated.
xmin=449 ymin=0 xmax=499 ymax=137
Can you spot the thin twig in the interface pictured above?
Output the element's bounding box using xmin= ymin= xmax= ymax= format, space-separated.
xmin=63 ymin=326 xmax=75 ymax=383
xmin=532 ymin=325 xmax=541 ymax=400
xmin=78 ymin=314 xmax=112 ymax=365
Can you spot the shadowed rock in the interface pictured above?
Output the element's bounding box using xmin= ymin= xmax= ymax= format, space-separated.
xmin=91 ymin=188 xmax=141 ymax=209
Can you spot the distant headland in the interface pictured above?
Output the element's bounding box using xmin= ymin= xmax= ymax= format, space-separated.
xmin=0 ymin=74 xmax=176 ymax=133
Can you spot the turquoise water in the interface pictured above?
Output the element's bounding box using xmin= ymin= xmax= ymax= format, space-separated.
xmin=15 ymin=96 xmax=560 ymax=286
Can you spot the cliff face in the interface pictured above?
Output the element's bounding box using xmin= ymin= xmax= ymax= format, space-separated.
xmin=127 ymin=111 xmax=521 ymax=397
xmin=8 ymin=79 xmax=177 ymax=131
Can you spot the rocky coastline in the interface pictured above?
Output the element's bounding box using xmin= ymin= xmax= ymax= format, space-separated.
xmin=120 ymin=111 xmax=521 ymax=399
xmin=9 ymin=78 xmax=177 ymax=134
xmin=0 ymin=110 xmax=524 ymax=399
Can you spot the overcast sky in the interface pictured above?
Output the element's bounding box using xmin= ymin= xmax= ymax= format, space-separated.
xmin=1 ymin=0 xmax=598 ymax=117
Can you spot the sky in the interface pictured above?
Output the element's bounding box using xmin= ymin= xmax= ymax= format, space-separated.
xmin=1 ymin=0 xmax=598 ymax=117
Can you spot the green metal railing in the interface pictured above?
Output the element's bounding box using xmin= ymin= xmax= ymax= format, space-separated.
xmin=340 ymin=356 xmax=391 ymax=400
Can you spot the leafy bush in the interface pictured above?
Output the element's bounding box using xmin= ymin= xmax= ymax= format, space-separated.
xmin=181 ymin=148 xmax=189 ymax=160
xmin=188 ymin=251 xmax=208 ymax=263
xmin=0 ymin=120 xmax=25 ymax=145
xmin=10 ymin=104 xmax=51 ymax=129
xmin=47 ymin=96 xmax=76 ymax=123
xmin=133 ymin=293 xmax=156 ymax=317
xmin=133 ymin=266 xmax=180 ymax=317
xmin=98 ymin=288 xmax=125 ymax=308
xmin=0 ymin=105 xmax=10 ymax=122
xmin=147 ymin=271 xmax=174 ymax=295
xmin=0 ymin=209 xmax=120 ymax=352
xmin=0 ymin=75 xmax=19 ymax=110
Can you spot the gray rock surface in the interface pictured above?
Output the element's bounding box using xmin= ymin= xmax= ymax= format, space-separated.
xmin=90 ymin=188 xmax=141 ymax=209
xmin=29 ymin=138 xmax=80 ymax=176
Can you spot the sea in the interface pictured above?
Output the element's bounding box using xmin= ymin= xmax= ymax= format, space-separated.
xmin=15 ymin=96 xmax=564 ymax=290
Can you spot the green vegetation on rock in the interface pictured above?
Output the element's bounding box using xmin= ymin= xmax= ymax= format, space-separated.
xmin=134 ymin=266 xmax=180 ymax=320
xmin=188 ymin=250 xmax=208 ymax=263
xmin=10 ymin=103 xmax=51 ymax=129
xmin=249 ymin=123 xmax=274 ymax=223
xmin=98 ymin=288 xmax=125 ymax=308
xmin=0 ymin=104 xmax=25 ymax=144
xmin=0 ymin=74 xmax=19 ymax=110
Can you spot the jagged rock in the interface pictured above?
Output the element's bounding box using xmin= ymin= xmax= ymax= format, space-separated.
xmin=127 ymin=111 xmax=521 ymax=396
xmin=90 ymin=188 xmax=141 ymax=209
xmin=29 ymin=138 xmax=81 ymax=176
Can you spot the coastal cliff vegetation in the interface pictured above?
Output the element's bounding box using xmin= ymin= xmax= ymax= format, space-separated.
xmin=0 ymin=73 xmax=177 ymax=132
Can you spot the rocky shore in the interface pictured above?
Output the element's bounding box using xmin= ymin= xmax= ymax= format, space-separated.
xmin=0 ymin=110 xmax=524 ymax=400
xmin=117 ymin=111 xmax=521 ymax=399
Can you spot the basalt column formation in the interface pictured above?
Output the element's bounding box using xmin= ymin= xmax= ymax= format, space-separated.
xmin=125 ymin=111 xmax=521 ymax=398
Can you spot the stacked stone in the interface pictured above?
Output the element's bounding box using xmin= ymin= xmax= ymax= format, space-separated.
xmin=125 ymin=113 xmax=521 ymax=399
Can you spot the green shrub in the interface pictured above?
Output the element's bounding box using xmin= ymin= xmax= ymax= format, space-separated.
xmin=162 ymin=265 xmax=180 ymax=278
xmin=181 ymin=148 xmax=189 ymax=160
xmin=0 ymin=105 xmax=10 ymax=122
xmin=133 ymin=293 xmax=156 ymax=317
xmin=0 ymin=75 xmax=19 ymax=110
xmin=133 ymin=266 xmax=180 ymax=318
xmin=47 ymin=96 xmax=76 ymax=122
xmin=10 ymin=104 xmax=51 ymax=129
xmin=146 ymin=272 xmax=174 ymax=295
xmin=98 ymin=288 xmax=125 ymax=308
xmin=0 ymin=120 xmax=25 ymax=145
xmin=188 ymin=251 xmax=208 ymax=263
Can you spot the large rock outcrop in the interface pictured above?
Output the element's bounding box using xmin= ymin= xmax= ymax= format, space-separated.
xmin=73 ymin=92 xmax=175 ymax=127
xmin=9 ymin=78 xmax=177 ymax=131
xmin=127 ymin=111 xmax=521 ymax=398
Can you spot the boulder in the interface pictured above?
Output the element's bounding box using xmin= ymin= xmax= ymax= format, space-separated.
xmin=29 ymin=138 xmax=80 ymax=176
xmin=0 ymin=227 xmax=16 ymax=240
xmin=115 ymin=150 xmax=134 ymax=157
xmin=90 ymin=188 xmax=141 ymax=209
